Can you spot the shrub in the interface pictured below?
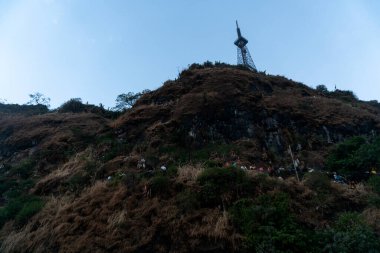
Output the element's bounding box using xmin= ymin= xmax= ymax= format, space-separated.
xmin=0 ymin=103 xmax=49 ymax=115
xmin=15 ymin=197 xmax=44 ymax=225
xmin=197 ymin=167 xmax=250 ymax=207
xmin=0 ymin=208 xmax=7 ymax=227
xmin=0 ymin=195 xmax=44 ymax=228
xmin=316 ymin=84 xmax=328 ymax=94
xmin=166 ymin=165 xmax=178 ymax=177
xmin=58 ymin=98 xmax=85 ymax=113
xmin=320 ymin=212 xmax=380 ymax=253
xmin=101 ymin=141 xmax=130 ymax=162
xmin=10 ymin=159 xmax=36 ymax=179
xmin=331 ymin=89 xmax=358 ymax=102
xmin=368 ymin=176 xmax=380 ymax=194
xmin=176 ymin=189 xmax=200 ymax=213
xmin=0 ymin=178 xmax=17 ymax=195
xmin=367 ymin=194 xmax=380 ymax=208
xmin=150 ymin=175 xmax=170 ymax=195
xmin=229 ymin=193 xmax=314 ymax=252
xmin=326 ymin=136 xmax=380 ymax=177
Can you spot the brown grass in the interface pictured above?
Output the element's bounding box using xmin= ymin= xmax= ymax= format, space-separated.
xmin=362 ymin=208 xmax=380 ymax=235
xmin=32 ymin=147 xmax=97 ymax=194
xmin=176 ymin=164 xmax=204 ymax=185
xmin=107 ymin=210 xmax=128 ymax=230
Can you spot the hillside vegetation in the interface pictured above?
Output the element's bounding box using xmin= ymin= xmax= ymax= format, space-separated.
xmin=0 ymin=63 xmax=380 ymax=252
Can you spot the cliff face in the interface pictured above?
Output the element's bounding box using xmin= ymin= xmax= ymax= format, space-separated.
xmin=0 ymin=65 xmax=379 ymax=252
xmin=115 ymin=66 xmax=380 ymax=168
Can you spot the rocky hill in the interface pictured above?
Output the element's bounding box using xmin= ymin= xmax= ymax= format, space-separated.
xmin=0 ymin=64 xmax=379 ymax=252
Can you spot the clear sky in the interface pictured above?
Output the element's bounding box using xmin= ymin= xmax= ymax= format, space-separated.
xmin=0 ymin=0 xmax=380 ymax=108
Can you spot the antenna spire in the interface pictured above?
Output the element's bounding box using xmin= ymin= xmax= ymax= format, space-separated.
xmin=233 ymin=21 xmax=257 ymax=71
xmin=236 ymin=20 xmax=242 ymax=38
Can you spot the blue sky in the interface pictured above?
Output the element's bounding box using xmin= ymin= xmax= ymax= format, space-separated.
xmin=0 ymin=0 xmax=380 ymax=108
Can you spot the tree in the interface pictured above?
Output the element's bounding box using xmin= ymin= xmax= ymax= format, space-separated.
xmin=113 ymin=90 xmax=150 ymax=111
xmin=27 ymin=92 xmax=51 ymax=108
xmin=316 ymin=84 xmax=328 ymax=94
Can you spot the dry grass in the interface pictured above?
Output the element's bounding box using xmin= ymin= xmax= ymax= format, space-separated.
xmin=188 ymin=209 xmax=241 ymax=250
xmin=32 ymin=147 xmax=96 ymax=194
xmin=0 ymin=195 xmax=73 ymax=253
xmin=362 ymin=208 xmax=380 ymax=235
xmin=107 ymin=210 xmax=128 ymax=230
xmin=331 ymin=182 xmax=369 ymax=205
xmin=176 ymin=164 xmax=204 ymax=185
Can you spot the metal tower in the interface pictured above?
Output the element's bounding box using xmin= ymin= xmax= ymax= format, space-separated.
xmin=234 ymin=21 xmax=257 ymax=71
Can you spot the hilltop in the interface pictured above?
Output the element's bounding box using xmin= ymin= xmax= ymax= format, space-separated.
xmin=0 ymin=63 xmax=380 ymax=252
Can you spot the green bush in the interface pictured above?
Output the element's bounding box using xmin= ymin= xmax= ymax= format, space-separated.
xmin=0 ymin=208 xmax=7 ymax=227
xmin=230 ymin=193 xmax=314 ymax=253
xmin=150 ymin=175 xmax=170 ymax=195
xmin=327 ymin=136 xmax=380 ymax=176
xmin=197 ymin=167 xmax=251 ymax=206
xmin=368 ymin=176 xmax=380 ymax=194
xmin=176 ymin=189 xmax=200 ymax=213
xmin=10 ymin=159 xmax=36 ymax=179
xmin=367 ymin=194 xmax=380 ymax=208
xmin=316 ymin=84 xmax=328 ymax=94
xmin=58 ymin=98 xmax=85 ymax=113
xmin=15 ymin=198 xmax=44 ymax=225
xmin=0 ymin=195 xmax=44 ymax=227
xmin=166 ymin=165 xmax=178 ymax=177
xmin=320 ymin=212 xmax=380 ymax=253
xmin=0 ymin=178 xmax=17 ymax=195
xmin=101 ymin=142 xmax=129 ymax=162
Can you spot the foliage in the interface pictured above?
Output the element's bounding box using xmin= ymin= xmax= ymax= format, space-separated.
xmin=320 ymin=212 xmax=380 ymax=253
xmin=9 ymin=159 xmax=36 ymax=179
xmin=113 ymin=89 xmax=151 ymax=111
xmin=176 ymin=189 xmax=200 ymax=213
xmin=368 ymin=176 xmax=380 ymax=194
xmin=0 ymin=195 xmax=44 ymax=227
xmin=197 ymin=167 xmax=252 ymax=206
xmin=367 ymin=176 xmax=380 ymax=207
xmin=101 ymin=141 xmax=130 ymax=162
xmin=0 ymin=103 xmax=49 ymax=115
xmin=230 ymin=193 xmax=313 ymax=253
xmin=58 ymin=98 xmax=86 ymax=113
xmin=331 ymin=89 xmax=358 ymax=102
xmin=150 ymin=175 xmax=170 ymax=195
xmin=327 ymin=136 xmax=380 ymax=176
xmin=27 ymin=92 xmax=51 ymax=108
xmin=316 ymin=84 xmax=328 ymax=94
xmin=57 ymin=98 xmax=119 ymax=118
xmin=367 ymin=194 xmax=380 ymax=208
xmin=0 ymin=178 xmax=17 ymax=195
xmin=107 ymin=172 xmax=127 ymax=187
xmin=15 ymin=197 xmax=44 ymax=225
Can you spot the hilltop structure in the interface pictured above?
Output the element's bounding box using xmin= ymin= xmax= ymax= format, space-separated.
xmin=234 ymin=21 xmax=257 ymax=71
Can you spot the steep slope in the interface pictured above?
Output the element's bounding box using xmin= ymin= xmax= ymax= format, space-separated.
xmin=0 ymin=64 xmax=380 ymax=252
xmin=115 ymin=65 xmax=380 ymax=168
